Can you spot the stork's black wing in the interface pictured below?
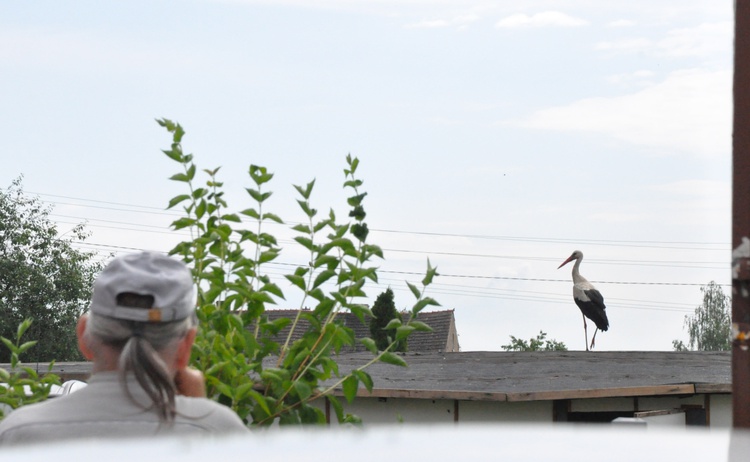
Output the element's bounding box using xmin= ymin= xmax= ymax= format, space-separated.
xmin=575 ymin=289 xmax=609 ymax=332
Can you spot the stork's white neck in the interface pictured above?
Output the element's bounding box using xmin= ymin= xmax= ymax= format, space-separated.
xmin=570 ymin=257 xmax=587 ymax=284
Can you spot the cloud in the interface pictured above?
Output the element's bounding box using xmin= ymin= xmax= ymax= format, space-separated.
xmin=405 ymin=14 xmax=480 ymax=29
xmin=606 ymin=69 xmax=656 ymax=87
xmin=595 ymin=21 xmax=732 ymax=59
xmin=607 ymin=19 xmax=636 ymax=27
xmin=658 ymin=21 xmax=733 ymax=58
xmin=0 ymin=26 xmax=196 ymax=74
xmin=495 ymin=11 xmax=588 ymax=28
xmin=649 ymin=180 xmax=730 ymax=198
xmin=406 ymin=19 xmax=451 ymax=28
xmin=513 ymin=69 xmax=731 ymax=158
xmin=595 ymin=38 xmax=652 ymax=54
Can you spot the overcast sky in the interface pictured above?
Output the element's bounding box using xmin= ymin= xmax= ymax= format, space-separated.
xmin=0 ymin=0 xmax=734 ymax=351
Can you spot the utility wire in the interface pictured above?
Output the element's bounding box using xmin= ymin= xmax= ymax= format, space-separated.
xmin=32 ymin=192 xmax=730 ymax=249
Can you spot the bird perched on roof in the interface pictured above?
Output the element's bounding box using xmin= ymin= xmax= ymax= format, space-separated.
xmin=558 ymin=250 xmax=609 ymax=351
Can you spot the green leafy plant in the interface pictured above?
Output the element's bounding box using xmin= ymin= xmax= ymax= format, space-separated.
xmin=673 ymin=281 xmax=731 ymax=351
xmin=0 ymin=319 xmax=61 ymax=420
xmin=157 ymin=118 xmax=437 ymax=425
xmin=501 ymin=330 xmax=567 ymax=351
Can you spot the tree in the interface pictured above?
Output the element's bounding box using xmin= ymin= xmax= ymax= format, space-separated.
xmin=673 ymin=281 xmax=731 ymax=351
xmin=369 ymin=288 xmax=406 ymax=352
xmin=0 ymin=178 xmax=102 ymax=363
xmin=501 ymin=331 xmax=567 ymax=351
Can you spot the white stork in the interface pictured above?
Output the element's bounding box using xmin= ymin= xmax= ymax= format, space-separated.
xmin=558 ymin=250 xmax=609 ymax=351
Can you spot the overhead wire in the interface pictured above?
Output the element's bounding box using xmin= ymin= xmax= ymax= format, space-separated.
xmin=19 ymin=190 xmax=729 ymax=315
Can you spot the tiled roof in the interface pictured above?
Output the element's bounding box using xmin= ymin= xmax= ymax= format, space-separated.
xmin=260 ymin=309 xmax=459 ymax=353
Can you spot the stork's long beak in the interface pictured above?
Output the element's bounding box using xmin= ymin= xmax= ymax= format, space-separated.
xmin=558 ymin=256 xmax=575 ymax=269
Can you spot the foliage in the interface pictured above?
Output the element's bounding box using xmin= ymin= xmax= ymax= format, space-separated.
xmin=158 ymin=119 xmax=438 ymax=425
xmin=0 ymin=319 xmax=61 ymax=420
xmin=369 ymin=288 xmax=407 ymax=352
xmin=501 ymin=331 xmax=568 ymax=352
xmin=0 ymin=178 xmax=102 ymax=363
xmin=673 ymin=281 xmax=731 ymax=351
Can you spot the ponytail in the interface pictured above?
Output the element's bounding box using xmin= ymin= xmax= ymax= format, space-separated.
xmin=84 ymin=313 xmax=196 ymax=424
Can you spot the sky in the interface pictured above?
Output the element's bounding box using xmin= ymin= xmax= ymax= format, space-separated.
xmin=0 ymin=0 xmax=735 ymax=352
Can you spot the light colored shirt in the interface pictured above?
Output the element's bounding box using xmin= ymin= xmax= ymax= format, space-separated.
xmin=0 ymin=371 xmax=248 ymax=445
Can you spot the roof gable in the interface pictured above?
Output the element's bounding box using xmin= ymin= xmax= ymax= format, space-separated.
xmin=261 ymin=309 xmax=459 ymax=353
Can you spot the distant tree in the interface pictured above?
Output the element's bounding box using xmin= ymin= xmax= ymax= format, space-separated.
xmin=369 ymin=288 xmax=406 ymax=352
xmin=673 ymin=281 xmax=731 ymax=351
xmin=0 ymin=178 xmax=103 ymax=362
xmin=501 ymin=330 xmax=567 ymax=351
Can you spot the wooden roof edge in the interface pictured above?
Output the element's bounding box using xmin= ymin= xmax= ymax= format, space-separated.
xmin=694 ymin=383 xmax=732 ymax=394
xmin=330 ymin=388 xmax=509 ymax=402
xmin=330 ymin=383 xmax=710 ymax=403
xmin=506 ymin=384 xmax=697 ymax=402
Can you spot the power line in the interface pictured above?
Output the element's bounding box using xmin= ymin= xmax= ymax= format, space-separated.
xmin=29 ymin=192 xmax=731 ymax=250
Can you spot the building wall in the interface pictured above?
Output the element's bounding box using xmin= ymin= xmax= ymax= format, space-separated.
xmin=458 ymin=400 xmax=552 ymax=423
xmin=339 ymin=397 xmax=457 ymax=424
xmin=339 ymin=394 xmax=731 ymax=428
xmin=710 ymin=394 xmax=732 ymax=429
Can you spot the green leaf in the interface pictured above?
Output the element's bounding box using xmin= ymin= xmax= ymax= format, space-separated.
xmin=186 ymin=163 xmax=196 ymax=181
xmin=346 ymin=192 xmax=367 ymax=207
xmin=409 ymin=321 xmax=433 ymax=332
xmin=262 ymin=213 xmax=283 ymax=224
xmin=246 ymin=389 xmax=272 ymax=416
xmin=167 ymin=194 xmax=191 ymax=209
xmin=360 ymin=337 xmax=378 ymax=354
xmin=293 ymin=180 xmax=315 ymax=200
xmin=294 ymin=236 xmax=314 ymax=251
xmin=313 ymin=255 xmax=339 ymax=269
xmin=195 ymin=199 xmax=207 ymax=219
xmin=17 ymin=319 xmax=32 ymax=340
xmin=260 ymin=282 xmax=284 ymax=299
xmin=406 ymin=281 xmax=421 ymax=299
xmin=239 ymin=208 xmax=260 ymax=219
xmin=312 ymin=270 xmax=336 ymax=289
xmin=284 ymin=275 xmax=307 ymax=291
xmin=422 ymin=259 xmax=439 ymax=286
xmin=384 ymin=319 xmax=402 ymax=330
xmin=292 ymin=224 xmax=311 ymax=234
xmin=0 ymin=337 xmax=14 ymax=353
xmin=169 ymin=173 xmax=190 ymax=182
xmin=246 ymin=188 xmax=264 ymax=202
xmin=379 ymin=352 xmax=407 ymax=367
xmin=352 ymin=370 xmax=373 ymax=393
xmin=171 ymin=217 xmax=196 ymax=230
xmin=258 ymin=249 xmax=280 ymax=264
xmin=411 ymin=297 xmax=441 ymax=315
xmin=395 ymin=325 xmax=415 ymax=341
xmin=162 ymin=148 xmax=182 ymax=162
xmin=342 ymin=375 xmax=359 ymax=403
xmin=293 ymin=380 xmax=313 ymax=400
xmin=296 ymin=200 xmax=316 ymax=218
xmin=17 ymin=340 xmax=38 ymax=354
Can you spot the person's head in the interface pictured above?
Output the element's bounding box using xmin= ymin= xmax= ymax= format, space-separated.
xmin=77 ymin=251 xmax=198 ymax=422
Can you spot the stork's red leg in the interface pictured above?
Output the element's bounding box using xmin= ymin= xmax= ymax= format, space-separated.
xmin=590 ymin=328 xmax=599 ymax=350
xmin=582 ymin=314 xmax=589 ymax=352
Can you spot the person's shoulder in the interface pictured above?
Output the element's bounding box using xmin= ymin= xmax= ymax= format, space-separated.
xmin=0 ymin=398 xmax=63 ymax=443
xmin=176 ymin=397 xmax=248 ymax=432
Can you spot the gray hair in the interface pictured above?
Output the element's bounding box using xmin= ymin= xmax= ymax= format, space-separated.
xmin=84 ymin=311 xmax=197 ymax=423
